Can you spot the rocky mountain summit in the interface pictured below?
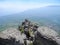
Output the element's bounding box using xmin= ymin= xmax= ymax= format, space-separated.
xmin=0 ymin=20 xmax=60 ymax=45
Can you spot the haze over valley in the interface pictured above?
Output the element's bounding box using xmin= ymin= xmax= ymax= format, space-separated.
xmin=0 ymin=5 xmax=60 ymax=34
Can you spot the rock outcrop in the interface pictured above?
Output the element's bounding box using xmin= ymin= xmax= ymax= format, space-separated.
xmin=0 ymin=28 xmax=26 ymax=44
xmin=0 ymin=26 xmax=60 ymax=45
xmin=33 ymin=31 xmax=58 ymax=45
xmin=37 ymin=26 xmax=60 ymax=45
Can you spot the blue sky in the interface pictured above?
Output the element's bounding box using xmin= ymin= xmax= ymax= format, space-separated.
xmin=0 ymin=0 xmax=60 ymax=16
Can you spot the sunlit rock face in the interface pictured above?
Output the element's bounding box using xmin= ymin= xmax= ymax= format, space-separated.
xmin=0 ymin=28 xmax=26 ymax=44
xmin=37 ymin=26 xmax=60 ymax=45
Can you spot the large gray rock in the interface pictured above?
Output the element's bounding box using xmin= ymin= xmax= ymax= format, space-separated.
xmin=0 ymin=28 xmax=26 ymax=44
xmin=37 ymin=26 xmax=60 ymax=45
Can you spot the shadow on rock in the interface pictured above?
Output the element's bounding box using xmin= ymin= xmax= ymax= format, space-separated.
xmin=0 ymin=37 xmax=23 ymax=45
xmin=33 ymin=32 xmax=58 ymax=45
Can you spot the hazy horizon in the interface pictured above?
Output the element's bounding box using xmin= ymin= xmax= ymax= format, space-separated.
xmin=0 ymin=0 xmax=60 ymax=16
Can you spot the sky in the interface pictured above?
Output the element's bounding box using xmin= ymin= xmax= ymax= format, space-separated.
xmin=0 ymin=0 xmax=60 ymax=16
